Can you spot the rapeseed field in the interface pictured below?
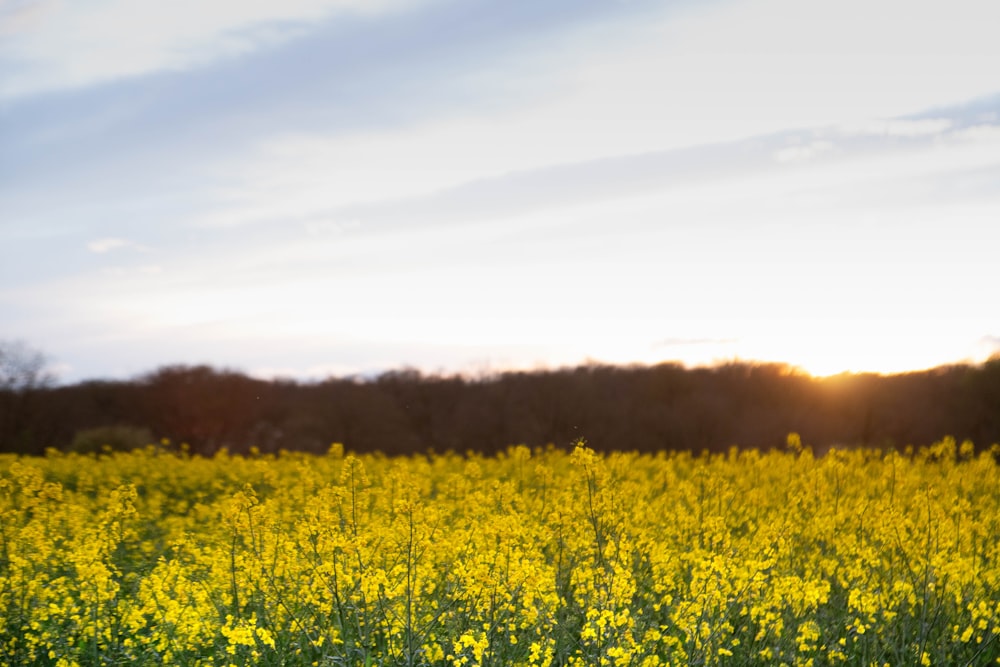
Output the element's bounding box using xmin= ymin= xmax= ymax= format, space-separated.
xmin=1 ymin=436 xmax=998 ymax=666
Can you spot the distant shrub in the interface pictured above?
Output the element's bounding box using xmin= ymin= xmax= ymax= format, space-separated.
xmin=69 ymin=424 xmax=154 ymax=454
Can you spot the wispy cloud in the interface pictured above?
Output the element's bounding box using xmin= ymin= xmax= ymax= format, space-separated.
xmin=86 ymin=238 xmax=147 ymax=254
xmin=196 ymin=97 xmax=1000 ymax=240
xmin=842 ymin=118 xmax=954 ymax=138
xmin=773 ymin=140 xmax=835 ymax=163
xmin=86 ymin=238 xmax=127 ymax=253
xmin=1 ymin=0 xmax=669 ymax=227
xmin=100 ymin=265 xmax=163 ymax=278
xmin=303 ymin=219 xmax=362 ymax=236
xmin=654 ymin=338 xmax=740 ymax=348
xmin=0 ymin=0 xmax=438 ymax=99
xmin=955 ymin=125 xmax=1000 ymax=142
xmin=0 ymin=0 xmax=57 ymax=36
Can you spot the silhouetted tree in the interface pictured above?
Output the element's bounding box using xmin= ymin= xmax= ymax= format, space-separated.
xmin=137 ymin=365 xmax=268 ymax=455
xmin=960 ymin=357 xmax=1000 ymax=448
xmin=0 ymin=340 xmax=55 ymax=453
xmin=7 ymin=357 xmax=1000 ymax=456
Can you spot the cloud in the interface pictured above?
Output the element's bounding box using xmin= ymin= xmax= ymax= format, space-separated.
xmin=884 ymin=119 xmax=954 ymax=137
xmin=188 ymin=117 xmax=783 ymax=232
xmin=0 ymin=0 xmax=56 ymax=36
xmin=303 ymin=219 xmax=362 ymax=236
xmin=842 ymin=118 xmax=954 ymax=138
xmin=0 ymin=0 xmax=440 ymax=98
xmin=100 ymin=265 xmax=163 ymax=278
xmin=86 ymin=238 xmax=146 ymax=253
xmin=654 ymin=338 xmax=739 ymax=347
xmin=1 ymin=0 xmax=671 ymax=219
xmin=773 ymin=140 xmax=835 ymax=163
xmin=214 ymin=93 xmax=999 ymax=236
xmin=955 ymin=125 xmax=1000 ymax=142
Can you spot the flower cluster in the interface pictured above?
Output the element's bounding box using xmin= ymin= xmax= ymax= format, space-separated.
xmin=1 ymin=437 xmax=999 ymax=665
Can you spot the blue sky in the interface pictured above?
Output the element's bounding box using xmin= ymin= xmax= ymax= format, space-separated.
xmin=2 ymin=0 xmax=999 ymax=383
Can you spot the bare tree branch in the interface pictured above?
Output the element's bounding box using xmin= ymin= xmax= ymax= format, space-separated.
xmin=0 ymin=340 xmax=55 ymax=392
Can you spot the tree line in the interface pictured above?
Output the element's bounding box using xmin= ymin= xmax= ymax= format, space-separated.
xmin=2 ymin=346 xmax=999 ymax=457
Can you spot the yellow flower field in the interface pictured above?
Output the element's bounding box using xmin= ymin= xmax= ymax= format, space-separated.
xmin=1 ymin=437 xmax=999 ymax=666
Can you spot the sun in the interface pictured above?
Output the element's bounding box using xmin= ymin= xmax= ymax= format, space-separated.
xmin=732 ymin=320 xmax=985 ymax=377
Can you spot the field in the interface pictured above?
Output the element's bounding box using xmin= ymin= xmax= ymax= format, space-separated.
xmin=1 ymin=437 xmax=999 ymax=666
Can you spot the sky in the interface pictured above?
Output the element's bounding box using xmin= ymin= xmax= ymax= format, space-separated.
xmin=2 ymin=0 xmax=999 ymax=384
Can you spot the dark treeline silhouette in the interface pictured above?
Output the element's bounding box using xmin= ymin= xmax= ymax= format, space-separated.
xmin=2 ymin=359 xmax=1000 ymax=457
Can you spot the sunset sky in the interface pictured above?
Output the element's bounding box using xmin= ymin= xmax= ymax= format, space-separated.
xmin=2 ymin=0 xmax=999 ymax=384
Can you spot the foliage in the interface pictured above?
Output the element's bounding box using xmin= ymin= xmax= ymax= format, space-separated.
xmin=7 ymin=360 xmax=1000 ymax=456
xmin=68 ymin=425 xmax=155 ymax=455
xmin=1 ymin=437 xmax=999 ymax=666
